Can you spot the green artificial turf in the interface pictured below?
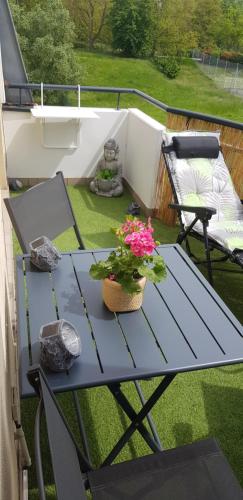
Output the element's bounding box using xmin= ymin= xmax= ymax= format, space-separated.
xmin=68 ymin=51 xmax=243 ymax=125
xmin=16 ymin=186 xmax=243 ymax=499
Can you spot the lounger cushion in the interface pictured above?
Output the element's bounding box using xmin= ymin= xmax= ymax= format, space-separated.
xmin=162 ymin=131 xmax=243 ymax=252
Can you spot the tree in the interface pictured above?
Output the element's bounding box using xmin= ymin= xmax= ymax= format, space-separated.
xmin=64 ymin=0 xmax=111 ymax=50
xmin=217 ymin=1 xmax=243 ymax=51
xmin=153 ymin=0 xmax=197 ymax=56
xmin=135 ymin=0 xmax=154 ymax=56
xmin=109 ymin=0 xmax=153 ymax=57
xmin=10 ymin=0 xmax=79 ymax=99
xmin=193 ymin=0 xmax=223 ymax=51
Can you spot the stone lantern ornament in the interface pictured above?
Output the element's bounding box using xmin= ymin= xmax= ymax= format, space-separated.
xmin=40 ymin=319 xmax=81 ymax=372
xmin=30 ymin=236 xmax=61 ymax=271
xmin=90 ymin=139 xmax=123 ymax=197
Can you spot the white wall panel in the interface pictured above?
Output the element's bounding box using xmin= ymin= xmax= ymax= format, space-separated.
xmin=3 ymin=107 xmax=165 ymax=210
xmin=124 ymin=109 xmax=165 ymax=209
xmin=3 ymin=108 xmax=128 ymax=179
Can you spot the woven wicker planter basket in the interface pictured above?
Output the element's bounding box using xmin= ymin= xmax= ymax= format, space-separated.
xmin=102 ymin=277 xmax=146 ymax=312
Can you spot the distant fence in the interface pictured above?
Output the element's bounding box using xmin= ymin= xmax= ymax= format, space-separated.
xmin=192 ymin=50 xmax=243 ymax=98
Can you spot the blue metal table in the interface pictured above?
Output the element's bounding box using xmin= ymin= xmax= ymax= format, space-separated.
xmin=16 ymin=244 xmax=243 ymax=464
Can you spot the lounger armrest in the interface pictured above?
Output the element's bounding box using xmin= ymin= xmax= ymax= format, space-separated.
xmin=169 ymin=203 xmax=216 ymax=221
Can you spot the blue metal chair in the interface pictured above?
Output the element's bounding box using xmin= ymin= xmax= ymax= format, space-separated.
xmin=4 ymin=171 xmax=84 ymax=252
xmin=28 ymin=365 xmax=243 ymax=500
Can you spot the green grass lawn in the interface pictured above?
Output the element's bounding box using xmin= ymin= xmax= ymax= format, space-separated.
xmin=17 ymin=186 xmax=243 ymax=499
xmin=69 ymin=51 xmax=243 ymax=124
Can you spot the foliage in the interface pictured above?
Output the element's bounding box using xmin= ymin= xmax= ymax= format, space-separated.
xmin=220 ymin=51 xmax=243 ymax=64
xmin=193 ymin=0 xmax=223 ymax=51
xmin=134 ymin=0 xmax=154 ymax=56
xmin=10 ymin=0 xmax=79 ymax=103
xmin=152 ymin=0 xmax=197 ymax=57
xmin=89 ymin=217 xmax=167 ymax=293
xmin=64 ymin=0 xmax=112 ymax=50
xmin=109 ymin=0 xmax=153 ymax=57
xmin=153 ymin=56 xmax=180 ymax=79
xmin=217 ymin=1 xmax=243 ymax=52
xmin=71 ymin=0 xmax=243 ymax=56
xmin=97 ymin=168 xmax=115 ymax=180
xmin=12 ymin=0 xmax=243 ymax=62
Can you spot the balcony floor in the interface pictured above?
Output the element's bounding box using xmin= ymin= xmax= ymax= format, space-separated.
xmin=14 ymin=185 xmax=243 ymax=499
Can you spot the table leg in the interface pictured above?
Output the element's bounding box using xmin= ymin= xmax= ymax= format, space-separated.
xmin=109 ymin=383 xmax=161 ymax=453
xmin=134 ymin=380 xmax=162 ymax=449
xmin=103 ymin=374 xmax=176 ymax=466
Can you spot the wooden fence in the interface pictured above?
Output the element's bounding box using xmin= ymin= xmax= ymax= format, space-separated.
xmin=156 ymin=113 xmax=243 ymax=225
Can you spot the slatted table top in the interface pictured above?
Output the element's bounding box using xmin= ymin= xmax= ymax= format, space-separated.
xmin=16 ymin=244 xmax=243 ymax=398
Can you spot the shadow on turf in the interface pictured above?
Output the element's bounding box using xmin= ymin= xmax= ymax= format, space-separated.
xmin=202 ymin=382 xmax=243 ymax=486
xmin=173 ymin=422 xmax=193 ymax=447
xmin=73 ymin=185 xmax=132 ymax=221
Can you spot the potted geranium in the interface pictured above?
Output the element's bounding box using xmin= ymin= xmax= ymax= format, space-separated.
xmin=89 ymin=217 xmax=167 ymax=312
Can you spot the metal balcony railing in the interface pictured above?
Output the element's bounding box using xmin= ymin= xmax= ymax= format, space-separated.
xmin=4 ymin=82 xmax=243 ymax=131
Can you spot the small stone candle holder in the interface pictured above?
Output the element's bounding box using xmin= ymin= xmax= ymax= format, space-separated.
xmin=40 ymin=319 xmax=81 ymax=372
xmin=30 ymin=235 xmax=61 ymax=271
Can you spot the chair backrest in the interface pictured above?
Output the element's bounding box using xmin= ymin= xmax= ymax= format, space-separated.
xmin=27 ymin=366 xmax=91 ymax=500
xmin=162 ymin=131 xmax=243 ymax=228
xmin=4 ymin=172 xmax=84 ymax=252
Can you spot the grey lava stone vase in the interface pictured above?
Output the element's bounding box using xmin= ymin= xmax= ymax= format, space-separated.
xmin=30 ymin=236 xmax=61 ymax=271
xmin=40 ymin=319 xmax=81 ymax=372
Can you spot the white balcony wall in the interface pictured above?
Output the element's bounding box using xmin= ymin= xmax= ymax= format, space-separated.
xmin=3 ymin=108 xmax=128 ymax=180
xmin=3 ymin=107 xmax=165 ymax=211
xmin=124 ymin=109 xmax=165 ymax=209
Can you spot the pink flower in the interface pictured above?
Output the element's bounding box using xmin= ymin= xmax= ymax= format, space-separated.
xmin=125 ymin=229 xmax=157 ymax=257
xmin=121 ymin=219 xmax=145 ymax=234
xmin=147 ymin=217 xmax=154 ymax=233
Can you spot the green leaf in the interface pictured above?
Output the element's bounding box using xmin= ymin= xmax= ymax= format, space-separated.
xmin=138 ymin=265 xmax=156 ymax=281
xmin=89 ymin=261 xmax=111 ymax=280
xmin=138 ymin=256 xmax=167 ymax=283
xmin=118 ymin=276 xmax=142 ymax=294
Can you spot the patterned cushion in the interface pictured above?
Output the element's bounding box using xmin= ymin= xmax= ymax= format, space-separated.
xmin=162 ymin=130 xmax=243 ymax=252
xmin=207 ymin=221 xmax=243 ymax=251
